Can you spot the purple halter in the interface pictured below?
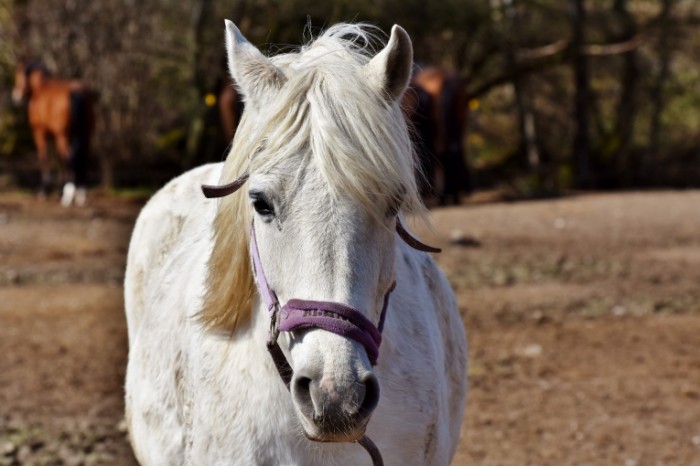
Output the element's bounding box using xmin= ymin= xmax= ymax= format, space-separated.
xmin=203 ymin=174 xmax=440 ymax=368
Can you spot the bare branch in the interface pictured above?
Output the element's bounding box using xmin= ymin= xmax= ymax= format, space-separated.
xmin=516 ymin=39 xmax=569 ymax=61
xmin=582 ymin=35 xmax=644 ymax=56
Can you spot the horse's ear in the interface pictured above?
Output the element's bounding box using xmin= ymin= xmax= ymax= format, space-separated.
xmin=225 ymin=20 xmax=286 ymax=107
xmin=366 ymin=25 xmax=413 ymax=103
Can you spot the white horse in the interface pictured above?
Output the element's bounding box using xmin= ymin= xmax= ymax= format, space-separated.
xmin=124 ymin=21 xmax=467 ymax=465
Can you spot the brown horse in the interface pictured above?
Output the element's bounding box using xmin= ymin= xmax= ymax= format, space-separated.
xmin=403 ymin=66 xmax=472 ymax=205
xmin=12 ymin=60 xmax=93 ymax=206
xmin=218 ymin=82 xmax=244 ymax=144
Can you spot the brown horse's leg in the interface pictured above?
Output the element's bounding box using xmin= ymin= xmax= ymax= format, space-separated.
xmin=55 ymin=133 xmax=71 ymax=178
xmin=55 ymin=134 xmax=75 ymax=207
xmin=33 ymin=129 xmax=51 ymax=197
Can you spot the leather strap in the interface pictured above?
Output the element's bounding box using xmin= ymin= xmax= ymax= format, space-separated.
xmin=201 ymin=173 xmax=249 ymax=198
xmin=249 ymin=223 xmax=279 ymax=315
xmin=396 ymin=219 xmax=441 ymax=253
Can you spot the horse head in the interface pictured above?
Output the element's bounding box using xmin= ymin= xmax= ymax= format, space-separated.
xmin=207 ymin=21 xmax=421 ymax=443
xmin=12 ymin=60 xmax=48 ymax=105
xmin=11 ymin=60 xmax=28 ymax=105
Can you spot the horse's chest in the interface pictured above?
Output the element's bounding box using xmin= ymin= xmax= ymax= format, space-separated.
xmin=28 ymin=94 xmax=69 ymax=132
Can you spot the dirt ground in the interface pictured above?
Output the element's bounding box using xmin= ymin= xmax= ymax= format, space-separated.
xmin=1 ymin=189 xmax=699 ymax=466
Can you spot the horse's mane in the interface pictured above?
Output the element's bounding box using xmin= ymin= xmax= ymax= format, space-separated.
xmin=24 ymin=60 xmax=50 ymax=78
xmin=201 ymin=23 xmax=425 ymax=333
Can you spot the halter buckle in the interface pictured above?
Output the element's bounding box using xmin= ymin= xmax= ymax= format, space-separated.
xmin=267 ymin=306 xmax=281 ymax=346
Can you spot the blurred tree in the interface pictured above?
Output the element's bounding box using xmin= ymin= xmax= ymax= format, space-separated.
xmin=646 ymin=0 xmax=675 ymax=181
xmin=0 ymin=0 xmax=699 ymax=192
xmin=570 ymin=0 xmax=592 ymax=189
xmin=612 ymin=0 xmax=639 ymax=186
xmin=499 ymin=0 xmax=541 ymax=176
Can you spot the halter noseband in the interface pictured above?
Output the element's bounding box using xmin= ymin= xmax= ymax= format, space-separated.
xmin=202 ymin=174 xmax=440 ymax=466
xmin=250 ymin=222 xmax=393 ymax=367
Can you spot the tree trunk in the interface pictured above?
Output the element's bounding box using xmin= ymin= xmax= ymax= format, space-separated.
xmin=493 ymin=0 xmax=542 ymax=189
xmin=504 ymin=0 xmax=541 ymax=173
xmin=96 ymin=107 xmax=117 ymax=191
xmin=613 ymin=0 xmax=638 ymax=186
xmin=570 ymin=0 xmax=592 ymax=188
xmin=646 ymin=0 xmax=674 ymax=184
xmin=185 ymin=0 xmax=213 ymax=167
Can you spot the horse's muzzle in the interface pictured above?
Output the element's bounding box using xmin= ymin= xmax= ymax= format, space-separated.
xmin=292 ymin=370 xmax=380 ymax=442
xmin=11 ymin=90 xmax=25 ymax=106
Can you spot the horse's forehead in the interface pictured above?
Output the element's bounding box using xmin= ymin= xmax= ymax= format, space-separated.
xmin=252 ymin=164 xmax=372 ymax=228
xmin=283 ymin=166 xmax=358 ymax=211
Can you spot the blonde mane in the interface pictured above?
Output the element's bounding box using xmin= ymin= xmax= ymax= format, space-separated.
xmin=201 ymin=24 xmax=425 ymax=333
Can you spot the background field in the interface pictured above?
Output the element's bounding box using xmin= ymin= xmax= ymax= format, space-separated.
xmin=1 ymin=189 xmax=698 ymax=466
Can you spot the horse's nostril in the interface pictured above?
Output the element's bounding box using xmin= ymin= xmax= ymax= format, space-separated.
xmin=359 ymin=373 xmax=380 ymax=417
xmin=292 ymin=375 xmax=314 ymax=416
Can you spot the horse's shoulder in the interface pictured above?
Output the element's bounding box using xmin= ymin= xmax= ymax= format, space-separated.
xmin=396 ymin=242 xmax=468 ymax=434
xmin=125 ymin=163 xmax=223 ymax=331
xmin=396 ymin=242 xmax=465 ymax=345
xmin=397 ymin=243 xmax=450 ymax=297
xmin=30 ymin=83 xmax=69 ymax=113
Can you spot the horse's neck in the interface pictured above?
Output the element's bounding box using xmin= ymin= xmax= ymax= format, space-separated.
xmin=31 ymin=76 xmax=80 ymax=95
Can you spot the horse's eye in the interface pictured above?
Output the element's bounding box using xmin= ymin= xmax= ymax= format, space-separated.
xmin=252 ymin=198 xmax=274 ymax=217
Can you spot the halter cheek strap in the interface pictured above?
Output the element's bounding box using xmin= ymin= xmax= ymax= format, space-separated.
xmin=396 ymin=219 xmax=440 ymax=253
xmin=201 ymin=174 xmax=249 ymax=198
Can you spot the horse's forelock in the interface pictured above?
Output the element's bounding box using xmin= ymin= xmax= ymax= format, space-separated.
xmin=259 ymin=24 xmax=425 ymax=220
